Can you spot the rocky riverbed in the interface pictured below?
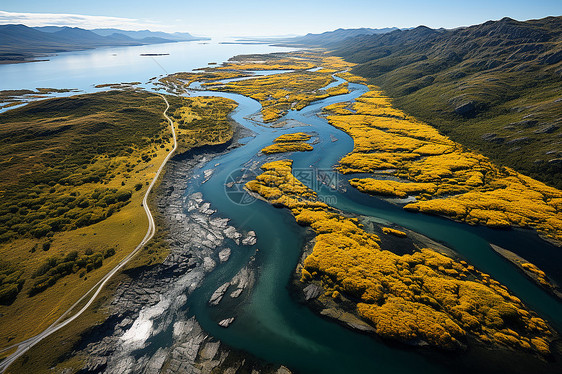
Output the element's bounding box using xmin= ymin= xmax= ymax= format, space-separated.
xmin=72 ymin=141 xmax=291 ymax=374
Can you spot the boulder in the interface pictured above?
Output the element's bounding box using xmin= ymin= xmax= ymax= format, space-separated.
xmin=454 ymin=101 xmax=477 ymax=117
xmin=209 ymin=283 xmax=230 ymax=306
xmin=218 ymin=317 xmax=235 ymax=328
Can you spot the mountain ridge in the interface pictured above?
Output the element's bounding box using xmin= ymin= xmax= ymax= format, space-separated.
xmin=0 ymin=24 xmax=206 ymax=64
xmin=304 ymin=16 xmax=562 ymax=188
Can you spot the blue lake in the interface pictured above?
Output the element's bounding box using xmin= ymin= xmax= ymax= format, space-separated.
xmin=0 ymin=40 xmax=295 ymax=91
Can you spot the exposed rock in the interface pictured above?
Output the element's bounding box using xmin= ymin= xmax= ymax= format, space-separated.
xmin=218 ymin=248 xmax=232 ymax=263
xmin=303 ymin=284 xmax=323 ymax=300
xmin=508 ymin=119 xmax=538 ymax=127
xmin=242 ymin=230 xmax=257 ymax=246
xmin=454 ymin=101 xmax=477 ymax=117
xmin=211 ymin=217 xmax=229 ymax=229
xmin=229 ymin=266 xmax=254 ymax=298
xmin=218 ymin=318 xmax=235 ymax=328
xmin=534 ymin=124 xmax=558 ymax=134
xmin=506 ymin=136 xmax=530 ymax=144
xmin=73 ymin=137 xmax=288 ymax=374
xmin=277 ymin=366 xmax=292 ymax=374
xmin=209 ymin=283 xmax=231 ymax=306
xmin=203 ymin=256 xmax=217 ymax=272
xmin=202 ymin=169 xmax=214 ymax=183
xmin=481 ymin=133 xmax=505 ymax=143
xmin=224 ymin=226 xmax=242 ymax=244
xmin=200 ymin=202 xmax=216 ymax=215
xmin=199 ymin=341 xmax=220 ymax=361
xmin=320 ymin=309 xmax=376 ymax=333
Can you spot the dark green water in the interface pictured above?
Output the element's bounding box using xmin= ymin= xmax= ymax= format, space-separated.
xmin=179 ymin=81 xmax=562 ymax=373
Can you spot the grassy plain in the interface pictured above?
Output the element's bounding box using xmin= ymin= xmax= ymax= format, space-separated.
xmin=0 ymin=91 xmax=170 ymax=346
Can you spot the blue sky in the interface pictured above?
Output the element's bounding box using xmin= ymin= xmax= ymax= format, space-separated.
xmin=1 ymin=0 xmax=561 ymax=37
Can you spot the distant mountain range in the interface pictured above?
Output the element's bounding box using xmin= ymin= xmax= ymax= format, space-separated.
xmin=301 ymin=17 xmax=562 ymax=188
xmin=281 ymin=27 xmax=399 ymax=45
xmin=90 ymin=28 xmax=206 ymax=41
xmin=0 ymin=24 xmax=209 ymax=64
xmin=242 ymin=27 xmax=398 ymax=45
xmin=34 ymin=26 xmax=207 ymax=42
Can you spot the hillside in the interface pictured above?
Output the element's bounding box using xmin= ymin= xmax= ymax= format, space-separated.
xmin=0 ymin=24 xmax=175 ymax=63
xmin=320 ymin=17 xmax=562 ymax=188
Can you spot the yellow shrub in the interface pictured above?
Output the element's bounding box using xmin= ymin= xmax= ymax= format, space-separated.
xmin=382 ymin=227 xmax=407 ymax=237
xmin=246 ymin=159 xmax=552 ymax=354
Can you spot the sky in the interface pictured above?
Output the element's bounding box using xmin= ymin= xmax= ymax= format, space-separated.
xmin=1 ymin=0 xmax=561 ymax=37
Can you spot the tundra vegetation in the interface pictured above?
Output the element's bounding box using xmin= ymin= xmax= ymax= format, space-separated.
xmin=246 ymin=160 xmax=553 ymax=354
xmin=166 ymin=95 xmax=238 ymax=154
xmin=161 ymin=52 xmax=353 ymax=122
xmin=187 ymin=52 xmax=562 ymax=244
xmin=261 ymin=132 xmax=314 ymax=154
xmin=213 ymin=72 xmax=348 ymax=122
xmin=0 ymin=90 xmax=237 ymax=346
xmin=185 ymin=52 xmax=560 ymax=354
xmin=324 ymin=86 xmax=562 ymax=243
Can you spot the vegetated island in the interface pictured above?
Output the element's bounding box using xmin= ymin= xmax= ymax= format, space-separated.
xmin=261 ymin=132 xmax=314 ymax=154
xmin=140 ymin=53 xmax=170 ymax=56
xmin=160 ymin=51 xmax=562 ymax=284
xmin=489 ymin=244 xmax=562 ymax=299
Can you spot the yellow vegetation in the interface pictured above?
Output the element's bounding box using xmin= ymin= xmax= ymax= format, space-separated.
xmin=217 ymin=57 xmax=316 ymax=71
xmin=274 ymin=132 xmax=312 ymax=142
xmin=322 ymin=76 xmax=562 ymax=241
xmin=169 ymin=96 xmax=238 ymax=154
xmin=261 ymin=142 xmax=313 ymax=154
xmin=159 ymin=53 xmax=356 ymax=123
xmin=0 ymin=93 xmax=237 ymax=348
xmin=246 ymin=160 xmax=552 ymax=353
xmin=260 ymin=132 xmax=314 ymax=154
xmin=215 ymin=71 xmax=338 ymax=122
xmin=350 ymin=179 xmax=437 ymax=198
xmin=382 ymin=227 xmax=407 ymax=237
xmin=520 ymin=262 xmax=552 ymax=287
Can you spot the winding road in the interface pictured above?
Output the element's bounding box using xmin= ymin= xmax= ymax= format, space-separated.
xmin=0 ymin=94 xmax=177 ymax=373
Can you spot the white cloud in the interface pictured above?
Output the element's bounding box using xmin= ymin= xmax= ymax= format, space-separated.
xmin=0 ymin=10 xmax=167 ymax=31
